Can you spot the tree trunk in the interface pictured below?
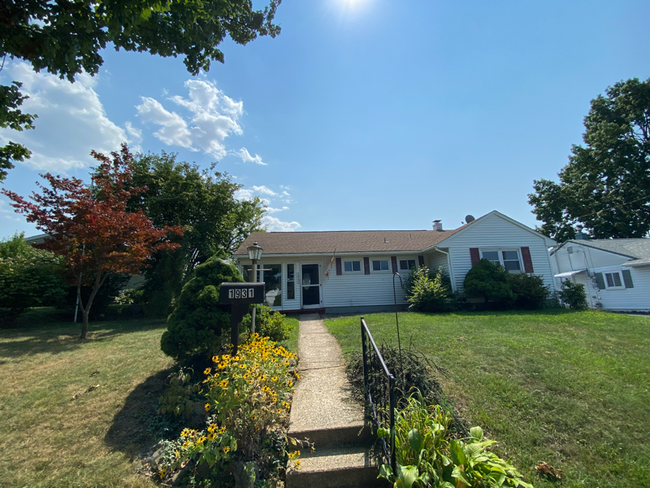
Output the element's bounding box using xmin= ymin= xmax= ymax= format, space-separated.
xmin=78 ymin=273 xmax=109 ymax=340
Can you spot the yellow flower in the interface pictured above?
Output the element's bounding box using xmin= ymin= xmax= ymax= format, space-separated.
xmin=223 ymin=446 xmax=231 ymax=454
xmin=207 ymin=424 xmax=216 ymax=433
xmin=159 ymin=468 xmax=167 ymax=479
xmin=219 ymin=426 xmax=226 ymax=434
xmin=271 ymin=376 xmax=278 ymax=382
xmin=204 ymin=367 xmax=211 ymax=375
xmin=295 ymin=372 xmax=300 ymax=379
xmin=220 ymin=379 xmax=229 ymax=388
xmin=182 ymin=441 xmax=191 ymax=449
xmin=295 ymin=460 xmax=301 ymax=469
xmin=196 ymin=436 xmax=206 ymax=445
xmin=208 ymin=432 xmax=216 ymax=441
xmin=180 ymin=429 xmax=190 ymax=438
xmin=205 ymin=403 xmax=211 ymax=411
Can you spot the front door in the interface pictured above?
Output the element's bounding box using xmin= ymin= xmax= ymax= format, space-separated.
xmin=301 ymin=264 xmax=321 ymax=308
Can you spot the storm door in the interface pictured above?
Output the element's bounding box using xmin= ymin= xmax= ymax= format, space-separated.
xmin=301 ymin=264 xmax=321 ymax=307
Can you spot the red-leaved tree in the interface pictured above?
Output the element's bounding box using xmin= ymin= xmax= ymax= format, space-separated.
xmin=2 ymin=144 xmax=183 ymax=338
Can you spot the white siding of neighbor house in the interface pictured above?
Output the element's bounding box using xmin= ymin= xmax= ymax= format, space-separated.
xmin=555 ymin=249 xmax=650 ymax=311
xmin=442 ymin=214 xmax=555 ymax=293
xmin=553 ymin=244 xmax=631 ymax=273
xmin=591 ymin=265 xmax=650 ymax=311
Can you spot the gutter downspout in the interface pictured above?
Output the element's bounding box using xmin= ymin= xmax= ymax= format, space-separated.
xmin=433 ymin=246 xmax=455 ymax=292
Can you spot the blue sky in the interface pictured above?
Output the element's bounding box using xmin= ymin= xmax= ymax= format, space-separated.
xmin=2 ymin=0 xmax=649 ymax=240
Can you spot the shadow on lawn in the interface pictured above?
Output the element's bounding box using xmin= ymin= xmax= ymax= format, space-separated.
xmin=105 ymin=366 xmax=176 ymax=458
xmin=0 ymin=315 xmax=167 ymax=359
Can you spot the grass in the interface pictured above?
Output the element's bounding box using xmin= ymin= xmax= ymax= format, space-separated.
xmin=0 ymin=308 xmax=300 ymax=488
xmin=325 ymin=310 xmax=650 ymax=488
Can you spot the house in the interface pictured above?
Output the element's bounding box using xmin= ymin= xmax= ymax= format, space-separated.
xmin=551 ymin=238 xmax=650 ymax=311
xmin=232 ymin=210 xmax=556 ymax=314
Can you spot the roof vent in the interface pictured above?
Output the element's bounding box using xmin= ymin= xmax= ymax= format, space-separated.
xmin=433 ymin=220 xmax=443 ymax=231
xmin=384 ymin=237 xmax=388 ymax=243
xmin=465 ymin=214 xmax=475 ymax=223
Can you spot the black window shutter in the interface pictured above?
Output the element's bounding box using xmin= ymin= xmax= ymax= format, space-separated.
xmin=364 ymin=257 xmax=370 ymax=275
xmin=336 ymin=257 xmax=342 ymax=276
xmin=622 ymin=269 xmax=634 ymax=288
xmin=391 ymin=256 xmax=398 ymax=273
xmin=595 ymin=273 xmax=605 ymax=290
xmin=418 ymin=255 xmax=425 ymax=267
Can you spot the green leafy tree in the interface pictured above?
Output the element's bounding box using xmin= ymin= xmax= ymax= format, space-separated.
xmin=121 ymin=152 xmax=264 ymax=316
xmin=161 ymin=256 xmax=243 ymax=364
xmin=0 ymin=0 xmax=281 ymax=182
xmin=529 ymin=78 xmax=650 ymax=242
xmin=0 ymin=82 xmax=36 ymax=181
xmin=464 ymin=259 xmax=516 ymax=309
xmin=558 ymin=280 xmax=589 ymax=310
xmin=0 ymin=233 xmax=66 ymax=324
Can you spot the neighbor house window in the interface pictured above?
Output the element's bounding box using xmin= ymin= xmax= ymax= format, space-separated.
xmin=286 ymin=264 xmax=295 ymax=300
xmin=605 ymin=272 xmax=623 ymax=288
xmin=480 ymin=249 xmax=522 ymax=272
xmin=399 ymin=259 xmax=416 ymax=271
xmin=344 ymin=260 xmax=361 ymax=272
xmin=372 ymin=260 xmax=390 ymax=271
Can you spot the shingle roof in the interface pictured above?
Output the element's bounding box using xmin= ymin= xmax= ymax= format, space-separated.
xmin=568 ymin=238 xmax=650 ymax=261
xmin=233 ymin=227 xmax=465 ymax=257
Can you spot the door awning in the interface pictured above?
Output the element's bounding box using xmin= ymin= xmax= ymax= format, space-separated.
xmin=554 ymin=269 xmax=586 ymax=279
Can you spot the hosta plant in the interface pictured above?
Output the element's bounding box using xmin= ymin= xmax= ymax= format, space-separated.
xmin=379 ymin=393 xmax=533 ymax=488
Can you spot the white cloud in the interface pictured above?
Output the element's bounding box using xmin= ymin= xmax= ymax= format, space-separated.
xmin=124 ymin=121 xmax=143 ymax=143
xmin=0 ymin=62 xmax=129 ymax=172
xmin=263 ymin=215 xmax=301 ymax=232
xmin=136 ymin=78 xmax=245 ymax=160
xmin=266 ymin=206 xmax=289 ymax=214
xmin=0 ymin=199 xmax=22 ymax=222
xmin=135 ymin=97 xmax=193 ymax=149
xmin=251 ymin=185 xmax=277 ymax=196
xmin=235 ymin=147 xmax=266 ymax=165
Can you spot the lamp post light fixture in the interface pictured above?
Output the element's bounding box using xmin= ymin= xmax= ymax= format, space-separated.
xmin=247 ymin=242 xmax=263 ymax=334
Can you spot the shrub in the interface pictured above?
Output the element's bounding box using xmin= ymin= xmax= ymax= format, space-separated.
xmin=0 ymin=233 xmax=66 ymax=324
xmin=558 ymin=280 xmax=588 ymax=310
xmin=406 ymin=266 xmax=452 ymax=313
xmin=161 ymin=256 xmax=243 ymax=363
xmin=508 ymin=273 xmax=550 ymax=310
xmin=464 ymin=259 xmax=516 ymax=309
xmin=378 ymin=393 xmax=534 ymax=488
xmin=241 ymin=305 xmax=294 ymax=342
xmin=156 ymin=335 xmax=299 ymax=486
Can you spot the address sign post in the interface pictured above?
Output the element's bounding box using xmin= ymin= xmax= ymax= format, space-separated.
xmin=219 ymin=282 xmax=266 ymax=355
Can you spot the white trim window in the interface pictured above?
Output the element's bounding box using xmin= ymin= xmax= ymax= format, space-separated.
xmin=371 ymin=259 xmax=390 ymax=272
xmin=343 ymin=260 xmax=362 ymax=273
xmin=399 ymin=259 xmax=417 ymax=271
xmin=480 ymin=249 xmax=522 ymax=272
xmin=604 ymin=271 xmax=623 ymax=289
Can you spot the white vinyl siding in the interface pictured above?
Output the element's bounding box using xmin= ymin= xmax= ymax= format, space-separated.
xmin=443 ymin=213 xmax=554 ymax=293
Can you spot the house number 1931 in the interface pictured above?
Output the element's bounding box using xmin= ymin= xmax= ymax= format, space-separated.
xmin=228 ymin=288 xmax=255 ymax=299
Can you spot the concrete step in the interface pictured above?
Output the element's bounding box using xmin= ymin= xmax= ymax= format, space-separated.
xmin=289 ymin=423 xmax=373 ymax=450
xmin=286 ymin=445 xmax=389 ymax=488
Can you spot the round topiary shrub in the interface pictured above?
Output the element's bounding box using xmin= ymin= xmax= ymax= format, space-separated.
xmin=161 ymin=256 xmax=243 ymax=363
xmin=463 ymin=259 xmax=516 ymax=309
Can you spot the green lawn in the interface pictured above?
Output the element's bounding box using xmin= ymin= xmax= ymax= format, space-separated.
xmin=326 ymin=310 xmax=650 ymax=488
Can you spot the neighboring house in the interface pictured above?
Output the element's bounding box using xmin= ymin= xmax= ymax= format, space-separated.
xmin=233 ymin=210 xmax=556 ymax=314
xmin=551 ymin=238 xmax=650 ymax=311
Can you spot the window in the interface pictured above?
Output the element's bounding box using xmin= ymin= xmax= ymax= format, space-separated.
xmin=605 ymin=272 xmax=623 ymax=288
xmin=287 ymin=264 xmax=295 ymax=300
xmin=399 ymin=259 xmax=416 ymax=271
xmin=262 ymin=264 xmax=282 ymax=307
xmin=480 ymin=249 xmax=522 ymax=272
xmin=372 ymin=260 xmax=389 ymax=271
xmin=344 ymin=260 xmax=361 ymax=272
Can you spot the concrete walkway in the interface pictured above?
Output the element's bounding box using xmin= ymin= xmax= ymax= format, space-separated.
xmin=288 ymin=313 xmax=364 ymax=437
xmin=287 ymin=314 xmax=384 ymax=488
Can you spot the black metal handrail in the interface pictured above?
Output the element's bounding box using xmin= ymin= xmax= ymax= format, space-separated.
xmin=361 ymin=316 xmax=396 ymax=474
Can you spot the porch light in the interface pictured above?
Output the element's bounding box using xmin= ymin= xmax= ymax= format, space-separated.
xmin=247 ymin=242 xmax=263 ymax=261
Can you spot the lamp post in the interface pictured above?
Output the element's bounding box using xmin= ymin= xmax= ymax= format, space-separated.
xmin=247 ymin=242 xmax=263 ymax=334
